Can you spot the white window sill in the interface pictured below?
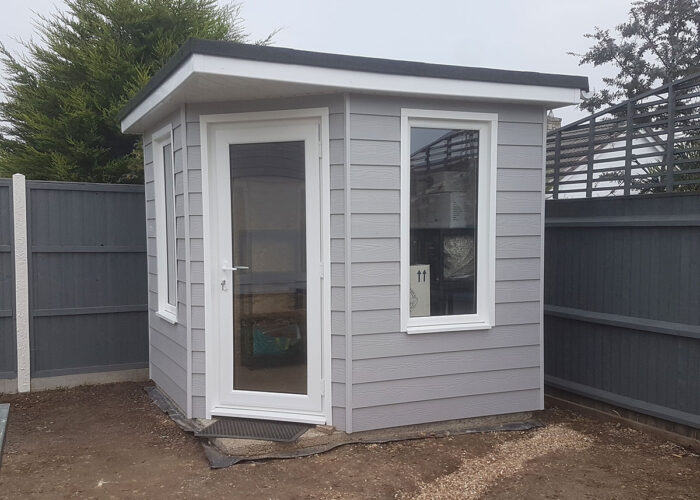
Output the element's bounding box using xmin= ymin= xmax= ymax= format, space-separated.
xmin=405 ymin=321 xmax=493 ymax=335
xmin=156 ymin=309 xmax=178 ymax=325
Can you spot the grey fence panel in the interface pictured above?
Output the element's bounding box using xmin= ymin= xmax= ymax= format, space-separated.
xmin=544 ymin=193 xmax=700 ymax=428
xmin=0 ymin=179 xmax=15 ymax=379
xmin=26 ymin=181 xmax=148 ymax=377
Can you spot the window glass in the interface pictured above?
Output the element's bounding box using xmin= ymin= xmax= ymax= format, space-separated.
xmin=409 ymin=127 xmax=478 ymax=317
xmin=163 ymin=143 xmax=177 ymax=307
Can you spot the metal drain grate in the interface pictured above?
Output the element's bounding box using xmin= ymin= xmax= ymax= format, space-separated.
xmin=196 ymin=417 xmax=311 ymax=442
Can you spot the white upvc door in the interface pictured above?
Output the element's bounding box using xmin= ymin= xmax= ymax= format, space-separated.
xmin=205 ymin=113 xmax=326 ymax=423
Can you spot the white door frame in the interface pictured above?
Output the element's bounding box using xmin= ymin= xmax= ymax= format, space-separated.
xmin=200 ymin=108 xmax=331 ymax=424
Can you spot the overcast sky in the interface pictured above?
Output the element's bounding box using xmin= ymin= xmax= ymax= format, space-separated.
xmin=1 ymin=0 xmax=635 ymax=124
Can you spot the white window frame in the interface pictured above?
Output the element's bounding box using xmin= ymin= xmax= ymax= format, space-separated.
xmin=152 ymin=124 xmax=178 ymax=323
xmin=400 ymin=109 xmax=498 ymax=334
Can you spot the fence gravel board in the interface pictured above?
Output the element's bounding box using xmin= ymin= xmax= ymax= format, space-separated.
xmin=544 ymin=193 xmax=700 ymax=428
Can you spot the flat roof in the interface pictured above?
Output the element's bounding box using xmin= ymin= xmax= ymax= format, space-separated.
xmin=118 ymin=39 xmax=589 ymax=123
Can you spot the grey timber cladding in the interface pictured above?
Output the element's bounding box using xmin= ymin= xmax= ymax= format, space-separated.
xmin=25 ymin=181 xmax=148 ymax=378
xmin=0 ymin=180 xmax=15 ymax=379
xmin=344 ymin=94 xmax=545 ymax=432
xmin=183 ymin=95 xmax=347 ymax=421
xmin=145 ymin=110 xmax=189 ymax=413
xmin=544 ymin=194 xmax=700 ymax=428
xmin=170 ymin=93 xmax=546 ymax=429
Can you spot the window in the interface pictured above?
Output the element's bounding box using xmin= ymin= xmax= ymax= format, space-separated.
xmin=400 ymin=110 xmax=497 ymax=334
xmin=153 ymin=125 xmax=178 ymax=322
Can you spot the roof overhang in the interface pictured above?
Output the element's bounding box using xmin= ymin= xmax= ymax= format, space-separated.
xmin=120 ymin=41 xmax=588 ymax=134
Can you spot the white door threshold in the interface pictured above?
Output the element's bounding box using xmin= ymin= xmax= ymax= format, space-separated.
xmin=209 ymin=405 xmax=327 ymax=425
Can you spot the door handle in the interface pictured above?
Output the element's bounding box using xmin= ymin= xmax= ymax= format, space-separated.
xmin=222 ymin=265 xmax=249 ymax=271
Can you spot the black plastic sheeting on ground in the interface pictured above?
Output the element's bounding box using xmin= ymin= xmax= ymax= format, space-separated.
xmin=145 ymin=385 xmax=542 ymax=470
xmin=144 ymin=386 xmax=240 ymax=468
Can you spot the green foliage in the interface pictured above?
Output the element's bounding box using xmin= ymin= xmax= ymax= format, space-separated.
xmin=0 ymin=0 xmax=252 ymax=183
xmin=572 ymin=0 xmax=700 ymax=113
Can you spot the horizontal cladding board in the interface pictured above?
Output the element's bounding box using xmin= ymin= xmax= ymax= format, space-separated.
xmin=496 ymin=301 xmax=540 ymax=325
xmin=350 ymin=140 xmax=400 ymax=166
xmin=497 ymin=168 xmax=543 ymax=192
xmin=191 ymin=329 xmax=205 ymax=351
xmin=330 ymin=215 xmax=345 ymax=238
xmin=351 ymin=189 xmax=399 ymax=214
xmin=329 ymin=112 xmax=344 ymax=138
xmin=495 ymin=280 xmax=541 ymax=303
xmin=498 ymin=122 xmax=543 ymax=146
xmin=350 ymin=300 xmax=539 ymax=334
xmin=184 ymin=95 xmax=345 ymax=122
xmin=351 ymin=238 xmax=399 ymax=262
xmin=330 ymin=165 xmax=345 ymax=189
xmin=331 ymin=311 xmax=345 ymax=335
xmin=149 ymin=311 xmax=188 ymax=346
xmin=353 ymin=366 xmax=540 ymax=408
xmin=330 ymin=139 xmax=344 ymax=165
xmin=330 ymin=239 xmax=345 ymax=262
xmin=352 ymin=323 xmax=540 ymax=359
xmin=150 ymin=363 xmax=187 ymax=413
xmin=351 ymin=285 xmax=400 ymax=311
xmin=187 ymin=146 xmax=202 ymax=174
xmin=496 ymin=191 xmax=543 ymax=214
xmin=151 ymin=344 xmax=187 ymax=390
xmin=350 ymin=214 xmax=400 ymax=238
xmin=348 ymin=95 xmax=545 ymax=124
xmin=331 ymin=334 xmax=346 ymax=359
xmin=192 ymin=373 xmax=205 ymax=395
xmin=351 ymin=388 xmax=541 ymax=432
xmin=331 ymin=287 xmax=345 ymax=311
xmin=332 ymin=358 xmax=345 ymax=380
xmin=352 ymin=262 xmax=400 ymax=286
xmin=332 ymin=407 xmax=346 ymax=430
xmin=349 ymin=114 xmax=401 ymax=141
xmin=496 ymin=257 xmax=541 ymax=281
xmin=496 ymin=214 xmax=542 ymax=237
xmin=330 ymin=190 xmax=345 ymax=214
xmin=352 ymin=345 xmax=540 ymax=383
xmin=191 ymin=306 xmax=204 ymax=330
xmin=192 ymin=351 xmax=205 ymax=373
xmin=192 ymin=396 xmax=206 ymax=418
xmin=350 ymin=165 xmax=400 ymax=190
xmin=150 ymin=328 xmax=188 ymax=370
xmin=496 ymin=236 xmax=541 ymax=259
xmin=349 ymin=282 xmax=539 ymax=308
xmin=186 ymin=122 xmax=200 ymax=146
xmin=352 ymin=309 xmax=399 ymax=335
xmin=332 ymin=382 xmax=346 ymax=407
xmin=331 ymin=263 xmax=345 ymax=286
xmin=497 ymin=145 xmax=543 ymax=169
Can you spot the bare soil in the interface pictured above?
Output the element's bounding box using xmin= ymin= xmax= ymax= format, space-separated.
xmin=0 ymin=382 xmax=698 ymax=499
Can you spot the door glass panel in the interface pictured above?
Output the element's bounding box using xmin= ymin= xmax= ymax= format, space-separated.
xmin=229 ymin=141 xmax=307 ymax=394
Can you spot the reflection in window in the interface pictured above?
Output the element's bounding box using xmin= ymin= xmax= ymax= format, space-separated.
xmin=409 ymin=127 xmax=478 ymax=317
xmin=163 ymin=143 xmax=177 ymax=307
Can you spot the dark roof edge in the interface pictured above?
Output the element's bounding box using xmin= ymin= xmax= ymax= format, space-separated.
xmin=118 ymin=38 xmax=589 ymax=122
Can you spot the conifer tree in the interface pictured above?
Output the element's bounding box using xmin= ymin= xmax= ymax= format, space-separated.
xmin=0 ymin=0 xmax=254 ymax=183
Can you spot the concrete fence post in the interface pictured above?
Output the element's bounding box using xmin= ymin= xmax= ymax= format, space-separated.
xmin=12 ymin=173 xmax=30 ymax=393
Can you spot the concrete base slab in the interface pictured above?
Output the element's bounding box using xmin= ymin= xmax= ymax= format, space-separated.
xmin=211 ymin=411 xmax=538 ymax=462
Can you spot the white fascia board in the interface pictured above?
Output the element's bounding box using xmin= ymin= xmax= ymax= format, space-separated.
xmin=122 ymin=53 xmax=582 ymax=133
